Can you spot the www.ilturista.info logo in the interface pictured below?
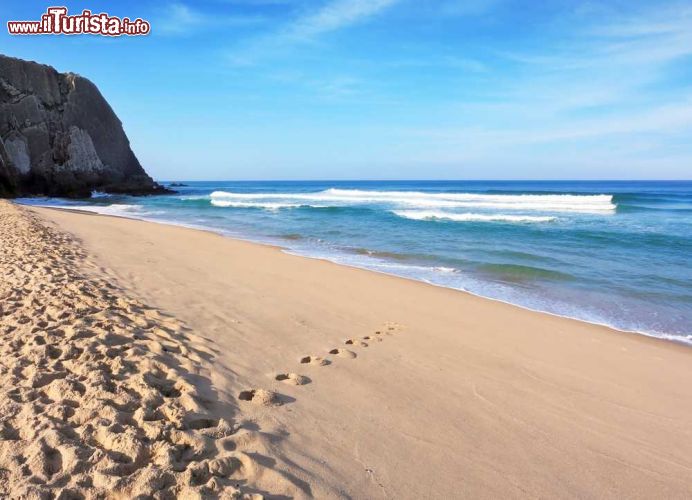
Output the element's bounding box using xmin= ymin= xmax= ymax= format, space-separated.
xmin=7 ymin=7 xmax=150 ymax=36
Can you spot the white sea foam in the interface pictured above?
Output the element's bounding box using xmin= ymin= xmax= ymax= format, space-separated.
xmin=392 ymin=210 xmax=557 ymax=223
xmin=178 ymin=195 xmax=208 ymax=200
xmin=209 ymin=189 xmax=615 ymax=213
xmin=434 ymin=266 xmax=458 ymax=273
xmin=90 ymin=191 xmax=113 ymax=198
xmin=210 ymin=200 xmax=302 ymax=210
xmin=46 ymin=204 xmax=143 ymax=217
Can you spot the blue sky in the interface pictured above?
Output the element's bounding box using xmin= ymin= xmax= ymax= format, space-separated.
xmin=2 ymin=0 xmax=691 ymax=180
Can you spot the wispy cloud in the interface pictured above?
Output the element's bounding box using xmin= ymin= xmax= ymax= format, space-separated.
xmin=507 ymin=4 xmax=692 ymax=72
xmin=436 ymin=0 xmax=504 ymax=17
xmin=589 ymin=3 xmax=692 ymax=38
xmin=156 ymin=2 xmax=266 ymax=36
xmin=395 ymin=2 xmax=692 ymax=171
xmin=282 ymin=0 xmax=399 ymax=40
xmin=505 ymin=5 xmax=690 ymax=112
xmin=414 ymin=100 xmax=692 ymax=146
xmin=386 ymin=55 xmax=488 ymax=73
xmin=226 ymin=0 xmax=400 ymax=64
xmin=156 ymin=3 xmax=205 ymax=35
xmin=268 ymin=71 xmax=365 ymax=99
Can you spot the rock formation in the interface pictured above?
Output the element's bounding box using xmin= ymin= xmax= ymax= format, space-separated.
xmin=0 ymin=54 xmax=168 ymax=198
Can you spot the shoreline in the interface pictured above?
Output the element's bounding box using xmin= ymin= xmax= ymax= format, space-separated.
xmin=29 ymin=202 xmax=691 ymax=349
xmin=7 ymin=201 xmax=692 ymax=498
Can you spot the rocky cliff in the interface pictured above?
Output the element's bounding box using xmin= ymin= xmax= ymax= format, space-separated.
xmin=0 ymin=54 xmax=167 ymax=198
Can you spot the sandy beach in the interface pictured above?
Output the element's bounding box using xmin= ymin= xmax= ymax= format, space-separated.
xmin=2 ymin=199 xmax=692 ymax=498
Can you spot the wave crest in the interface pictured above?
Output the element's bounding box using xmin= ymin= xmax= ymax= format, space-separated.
xmin=210 ymin=200 xmax=302 ymax=209
xmin=392 ymin=210 xmax=557 ymax=223
xmin=209 ymin=189 xmax=615 ymax=213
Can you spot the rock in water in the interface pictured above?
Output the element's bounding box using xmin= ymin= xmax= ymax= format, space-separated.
xmin=0 ymin=54 xmax=168 ymax=198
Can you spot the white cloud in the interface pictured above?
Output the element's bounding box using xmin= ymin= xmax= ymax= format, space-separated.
xmin=386 ymin=55 xmax=488 ymax=73
xmin=225 ymin=0 xmax=400 ymax=64
xmin=283 ymin=0 xmax=399 ymax=40
xmin=436 ymin=0 xmax=503 ymax=16
xmin=414 ymin=100 xmax=692 ymax=146
xmin=589 ymin=3 xmax=692 ymax=38
xmin=478 ymin=3 xmax=692 ymax=117
xmin=157 ymin=3 xmax=205 ymax=34
xmin=156 ymin=2 xmax=266 ymax=35
xmin=388 ymin=2 xmax=692 ymax=173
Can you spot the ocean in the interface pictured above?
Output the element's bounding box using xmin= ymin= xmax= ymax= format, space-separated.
xmin=18 ymin=180 xmax=692 ymax=344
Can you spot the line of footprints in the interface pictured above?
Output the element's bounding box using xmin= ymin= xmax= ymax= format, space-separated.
xmin=239 ymin=322 xmax=404 ymax=405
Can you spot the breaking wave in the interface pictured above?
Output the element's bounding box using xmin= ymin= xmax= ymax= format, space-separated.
xmin=210 ymin=200 xmax=303 ymax=209
xmin=209 ymin=189 xmax=615 ymax=213
xmin=392 ymin=210 xmax=557 ymax=223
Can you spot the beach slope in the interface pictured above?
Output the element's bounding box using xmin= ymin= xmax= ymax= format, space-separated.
xmin=4 ymin=201 xmax=692 ymax=498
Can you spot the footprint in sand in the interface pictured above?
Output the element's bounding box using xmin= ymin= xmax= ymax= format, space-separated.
xmin=359 ymin=334 xmax=383 ymax=344
xmin=299 ymin=355 xmax=330 ymax=366
xmin=238 ymin=388 xmax=282 ymax=406
xmin=384 ymin=322 xmax=404 ymax=333
xmin=275 ymin=373 xmax=310 ymax=385
xmin=344 ymin=339 xmax=368 ymax=347
xmin=328 ymin=348 xmax=357 ymax=359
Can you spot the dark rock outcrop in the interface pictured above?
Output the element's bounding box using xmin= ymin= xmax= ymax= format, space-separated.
xmin=0 ymin=54 xmax=168 ymax=198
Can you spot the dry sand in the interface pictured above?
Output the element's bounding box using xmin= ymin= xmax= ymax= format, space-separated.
xmin=2 ymin=200 xmax=692 ymax=498
xmin=0 ymin=202 xmax=280 ymax=498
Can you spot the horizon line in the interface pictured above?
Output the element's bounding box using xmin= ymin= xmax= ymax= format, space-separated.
xmin=157 ymin=178 xmax=692 ymax=183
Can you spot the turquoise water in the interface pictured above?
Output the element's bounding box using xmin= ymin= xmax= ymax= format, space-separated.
xmin=19 ymin=181 xmax=692 ymax=344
